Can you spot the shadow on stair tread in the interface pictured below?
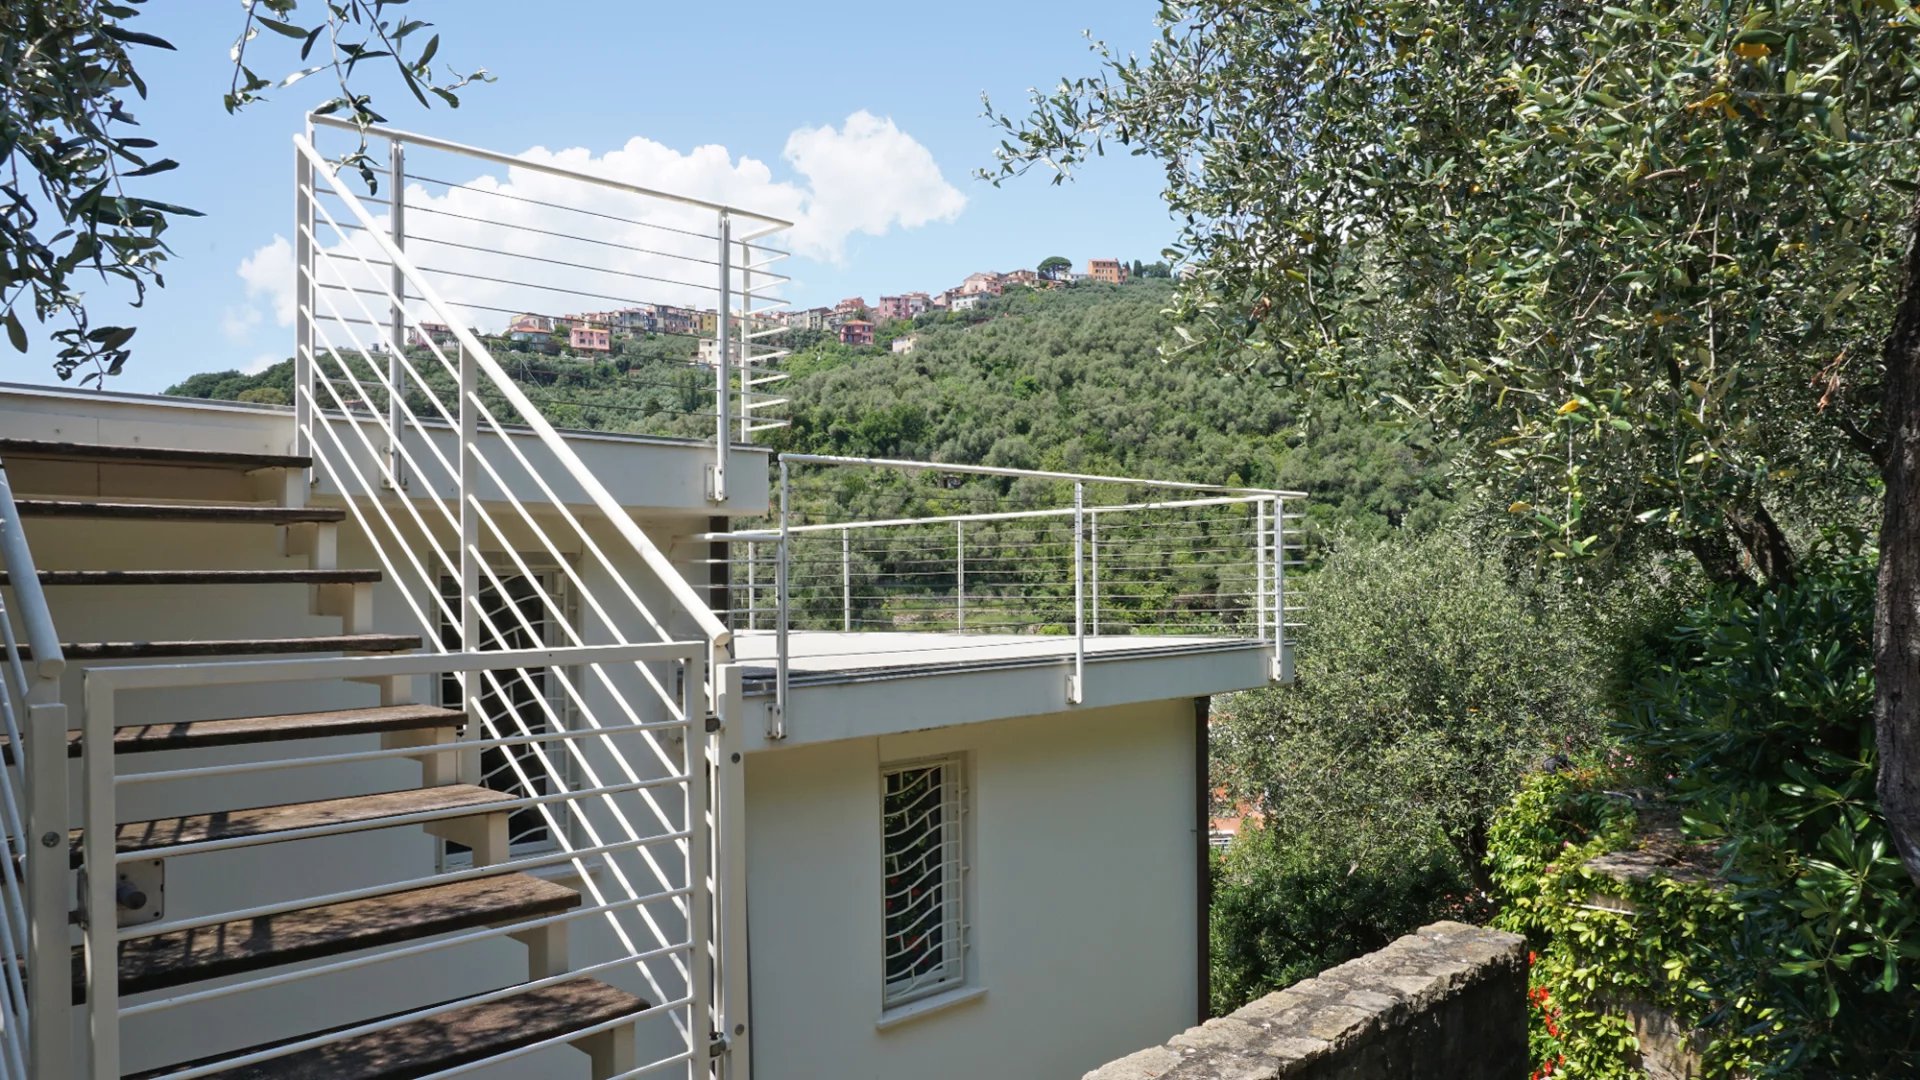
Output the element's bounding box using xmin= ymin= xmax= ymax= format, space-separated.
xmin=73 ymin=872 xmax=580 ymax=1003
xmin=67 ymin=784 xmax=515 ymax=866
xmin=0 ymin=439 xmax=308 ymax=472
xmin=126 ymin=978 xmax=651 ymax=1080
xmin=11 ymin=499 xmax=344 ymax=525
xmin=0 ymin=703 xmax=465 ymax=764
xmin=0 ymin=569 xmax=381 ymax=586
xmin=17 ymin=633 xmax=422 ymax=662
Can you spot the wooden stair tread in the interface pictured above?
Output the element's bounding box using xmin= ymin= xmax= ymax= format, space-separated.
xmin=18 ymin=634 xmax=421 ymax=661
xmin=76 ymin=785 xmax=513 ymax=862
xmin=81 ymin=873 xmax=579 ymax=1003
xmin=115 ymin=704 xmax=463 ymax=753
xmin=130 ymin=978 xmax=649 ymax=1080
xmin=0 ymin=439 xmax=307 ymax=472
xmin=11 ymin=500 xmax=344 ymax=525
xmin=0 ymin=569 xmax=380 ymax=586
xmin=3 ymin=704 xmax=464 ymax=763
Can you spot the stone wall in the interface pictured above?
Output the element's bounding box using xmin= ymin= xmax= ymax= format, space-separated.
xmin=1085 ymin=922 xmax=1529 ymax=1080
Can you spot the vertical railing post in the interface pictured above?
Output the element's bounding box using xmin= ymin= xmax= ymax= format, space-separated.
xmin=24 ymin=694 xmax=70 ymax=1079
xmin=1271 ymin=496 xmax=1286 ymax=682
xmin=683 ymin=652 xmax=714 ymax=1074
xmin=81 ymin=677 xmax=117 ymax=1079
xmin=1255 ymin=500 xmax=1268 ymax=639
xmin=745 ymin=539 xmax=757 ymax=632
xmin=712 ymin=664 xmax=751 ymax=1080
xmin=772 ymin=460 xmax=789 ymax=738
xmin=387 ymin=138 xmax=408 ymax=491
xmin=737 ymin=239 xmax=752 ymax=446
xmin=841 ymin=528 xmax=852 ymax=633
xmin=955 ymin=521 xmax=966 ymax=632
xmin=712 ymin=213 xmax=732 ymax=503
xmin=293 ymin=144 xmax=314 ymax=466
xmin=1070 ymin=481 xmax=1085 ymax=704
xmin=458 ymin=341 xmax=483 ymax=783
xmin=1089 ymin=510 xmax=1100 ymax=636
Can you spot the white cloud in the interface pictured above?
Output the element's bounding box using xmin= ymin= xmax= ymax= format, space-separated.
xmin=231 ymin=113 xmax=963 ymax=347
xmin=237 ymin=235 xmax=296 ymax=328
xmin=243 ymin=351 xmax=282 ymax=374
xmin=220 ymin=303 xmax=261 ymax=342
xmin=782 ymin=111 xmax=967 ymax=262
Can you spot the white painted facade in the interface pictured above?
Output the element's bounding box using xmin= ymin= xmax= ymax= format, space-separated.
xmin=0 ymin=379 xmax=1283 ymax=1078
xmin=746 ymin=700 xmax=1200 ymax=1080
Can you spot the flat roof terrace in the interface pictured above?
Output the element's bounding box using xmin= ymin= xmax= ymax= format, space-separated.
xmin=729 ymin=631 xmax=1282 ymax=751
xmin=714 ymin=453 xmax=1304 ymax=749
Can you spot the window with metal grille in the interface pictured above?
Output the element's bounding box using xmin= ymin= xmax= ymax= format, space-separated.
xmin=881 ymin=756 xmax=967 ymax=1008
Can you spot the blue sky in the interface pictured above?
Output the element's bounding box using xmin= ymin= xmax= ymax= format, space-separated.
xmin=16 ymin=1 xmax=1174 ymax=393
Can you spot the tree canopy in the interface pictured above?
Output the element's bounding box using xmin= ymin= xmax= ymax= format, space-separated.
xmin=986 ymin=0 xmax=1920 ymax=882
xmin=987 ymin=1 xmax=1910 ymax=578
xmin=1 ymin=0 xmax=481 ymax=383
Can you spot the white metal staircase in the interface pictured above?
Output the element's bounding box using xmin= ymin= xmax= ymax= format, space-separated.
xmin=0 ymin=437 xmax=703 ymax=1078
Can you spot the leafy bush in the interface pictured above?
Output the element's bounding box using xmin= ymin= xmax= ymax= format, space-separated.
xmin=1490 ymin=770 xmax=1761 ymax=1077
xmin=1491 ymin=541 xmax=1920 ymax=1077
xmin=1210 ymin=531 xmax=1610 ymax=1010
xmin=1211 ymin=821 xmax=1470 ymax=1015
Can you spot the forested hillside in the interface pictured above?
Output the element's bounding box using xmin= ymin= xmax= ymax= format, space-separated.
xmin=166 ymin=279 xmax=1459 ymax=537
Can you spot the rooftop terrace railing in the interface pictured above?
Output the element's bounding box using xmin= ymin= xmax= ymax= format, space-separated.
xmin=303 ymin=114 xmax=793 ymax=496
xmin=708 ymin=453 xmax=1307 ymax=737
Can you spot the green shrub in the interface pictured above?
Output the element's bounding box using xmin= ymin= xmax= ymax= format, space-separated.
xmin=1491 ymin=540 xmax=1920 ymax=1077
xmin=1211 ymin=822 xmax=1470 ymax=1015
xmin=1210 ymin=531 xmax=1611 ymax=1012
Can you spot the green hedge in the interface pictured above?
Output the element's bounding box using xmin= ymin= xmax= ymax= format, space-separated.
xmin=1489 ymin=542 xmax=1920 ymax=1077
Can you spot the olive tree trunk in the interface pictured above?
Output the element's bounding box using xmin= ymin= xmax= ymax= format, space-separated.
xmin=1877 ymin=199 xmax=1920 ymax=885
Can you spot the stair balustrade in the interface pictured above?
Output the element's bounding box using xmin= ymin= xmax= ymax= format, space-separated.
xmin=0 ymin=459 xmax=73 ymax=1078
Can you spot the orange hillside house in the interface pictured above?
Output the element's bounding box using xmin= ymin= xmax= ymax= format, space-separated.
xmin=1087 ymin=258 xmax=1129 ymax=285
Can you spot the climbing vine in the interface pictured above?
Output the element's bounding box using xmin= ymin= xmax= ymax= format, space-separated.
xmin=1489 ymin=770 xmax=1770 ymax=1077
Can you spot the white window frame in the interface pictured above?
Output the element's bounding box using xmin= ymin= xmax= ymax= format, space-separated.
xmin=879 ymin=755 xmax=969 ymax=1010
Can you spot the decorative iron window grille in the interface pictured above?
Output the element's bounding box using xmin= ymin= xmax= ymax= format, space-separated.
xmin=881 ymin=756 xmax=967 ymax=1008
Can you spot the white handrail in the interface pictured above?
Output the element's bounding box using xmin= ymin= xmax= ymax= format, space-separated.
xmin=0 ymin=468 xmax=63 ymax=690
xmin=294 ymin=133 xmax=732 ymax=655
xmin=309 ymin=114 xmax=794 ymax=228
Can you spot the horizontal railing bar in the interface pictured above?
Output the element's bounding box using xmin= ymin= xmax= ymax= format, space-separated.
xmin=702 ymin=494 xmax=1269 ymax=539
xmin=113 ymin=776 xmax=692 ymax=864
xmin=404 ymin=233 xmax=733 ymax=294
xmin=120 ymin=887 xmax=691 ymax=1017
xmin=780 ymin=454 xmax=1306 ymax=497
xmin=115 ymin=717 xmax=687 ymax=786
xmin=415 ymin=1002 xmax=697 ymax=1080
xmin=407 ymin=261 xmax=721 ymax=307
xmin=399 ymin=202 xmax=732 ymax=269
xmin=122 ymin=832 xmax=686 ymax=941
xmin=84 ymin=642 xmax=702 ymax=693
xmin=599 ymin=1050 xmax=700 ymax=1080
xmin=311 ymin=113 xmax=793 ymax=226
xmin=146 ymin=945 xmax=696 ymax=1080
xmin=400 ymin=172 xmax=725 ymax=243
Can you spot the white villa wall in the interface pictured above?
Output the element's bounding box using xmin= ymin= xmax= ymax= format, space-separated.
xmin=744 ymin=699 xmax=1200 ymax=1080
